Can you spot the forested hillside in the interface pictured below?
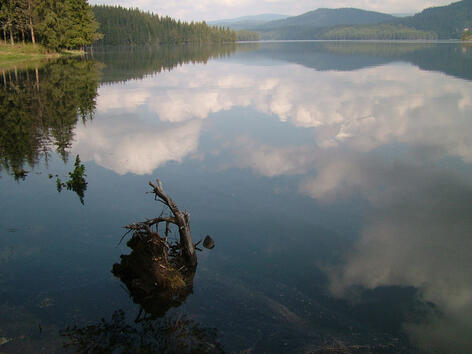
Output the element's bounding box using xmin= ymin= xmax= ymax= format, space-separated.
xmin=397 ymin=0 xmax=472 ymax=38
xmin=255 ymin=8 xmax=396 ymax=39
xmin=259 ymin=8 xmax=394 ymax=30
xmin=320 ymin=24 xmax=437 ymax=40
xmin=236 ymin=30 xmax=260 ymax=41
xmin=322 ymin=0 xmax=472 ymax=40
xmin=0 ymin=0 xmax=101 ymax=50
xmin=247 ymin=0 xmax=471 ymax=40
xmin=92 ymin=6 xmax=237 ymax=46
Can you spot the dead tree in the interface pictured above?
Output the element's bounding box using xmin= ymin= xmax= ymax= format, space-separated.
xmin=148 ymin=179 xmax=197 ymax=267
xmin=121 ymin=179 xmax=197 ymax=267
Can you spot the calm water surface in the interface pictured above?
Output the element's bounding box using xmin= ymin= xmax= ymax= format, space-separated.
xmin=1 ymin=42 xmax=472 ymax=353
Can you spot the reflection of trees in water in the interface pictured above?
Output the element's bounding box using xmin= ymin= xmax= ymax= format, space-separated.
xmin=322 ymin=42 xmax=436 ymax=56
xmin=249 ymin=42 xmax=472 ymax=80
xmin=0 ymin=44 xmax=244 ymax=175
xmin=323 ymin=42 xmax=472 ymax=80
xmin=55 ymin=155 xmax=88 ymax=204
xmin=61 ymin=310 xmax=224 ymax=353
xmin=0 ymin=59 xmax=100 ymax=175
xmin=95 ymin=43 xmax=239 ymax=84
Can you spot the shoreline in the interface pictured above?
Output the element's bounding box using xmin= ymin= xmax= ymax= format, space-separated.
xmin=0 ymin=43 xmax=84 ymax=70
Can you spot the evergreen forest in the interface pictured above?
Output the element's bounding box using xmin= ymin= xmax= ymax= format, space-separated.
xmin=320 ymin=24 xmax=438 ymax=40
xmin=0 ymin=0 xmax=102 ymax=50
xmin=236 ymin=30 xmax=260 ymax=41
xmin=92 ymin=5 xmax=237 ymax=46
xmin=250 ymin=0 xmax=472 ymax=40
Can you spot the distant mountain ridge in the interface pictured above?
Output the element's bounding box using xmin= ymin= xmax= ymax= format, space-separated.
xmin=208 ymin=14 xmax=288 ymax=30
xmin=253 ymin=8 xmax=397 ymax=39
xmin=209 ymin=14 xmax=287 ymax=24
xmin=258 ymin=8 xmax=395 ymax=30
xmin=235 ymin=0 xmax=472 ymax=40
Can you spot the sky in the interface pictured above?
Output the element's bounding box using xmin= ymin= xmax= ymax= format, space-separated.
xmin=88 ymin=0 xmax=455 ymax=21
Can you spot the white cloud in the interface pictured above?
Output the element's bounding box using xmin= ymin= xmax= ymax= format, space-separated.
xmin=142 ymin=61 xmax=472 ymax=163
xmin=227 ymin=137 xmax=316 ymax=177
xmin=96 ymin=84 xmax=150 ymax=113
xmin=72 ymin=116 xmax=201 ymax=175
xmin=312 ymin=155 xmax=472 ymax=352
xmin=81 ymin=59 xmax=472 ymax=178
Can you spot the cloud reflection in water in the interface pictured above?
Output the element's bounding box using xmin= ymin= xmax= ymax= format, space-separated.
xmin=77 ymin=62 xmax=472 ymax=175
xmin=72 ymin=58 xmax=472 ymax=350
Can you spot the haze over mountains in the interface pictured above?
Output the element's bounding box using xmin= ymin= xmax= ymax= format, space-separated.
xmin=211 ymin=0 xmax=472 ymax=40
xmin=208 ymin=14 xmax=288 ymax=31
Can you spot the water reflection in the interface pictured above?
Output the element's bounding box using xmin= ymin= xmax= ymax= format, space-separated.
xmin=112 ymin=180 xmax=199 ymax=320
xmin=62 ymin=310 xmax=224 ymax=353
xmin=73 ymin=117 xmax=201 ymax=175
xmin=95 ymin=43 xmax=239 ymax=84
xmin=0 ymin=59 xmax=100 ymax=175
xmin=0 ymin=45 xmax=245 ymax=178
xmin=73 ymin=57 xmax=472 ymax=176
xmin=240 ymin=41 xmax=472 ymax=79
xmin=72 ymin=43 xmax=472 ymax=351
xmin=2 ymin=42 xmax=472 ymax=352
xmin=320 ymin=154 xmax=472 ymax=352
xmin=61 ymin=182 xmax=224 ymax=353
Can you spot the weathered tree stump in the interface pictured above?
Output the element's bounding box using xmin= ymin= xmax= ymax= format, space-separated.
xmin=113 ymin=179 xmax=204 ymax=320
xmin=148 ymin=179 xmax=197 ymax=267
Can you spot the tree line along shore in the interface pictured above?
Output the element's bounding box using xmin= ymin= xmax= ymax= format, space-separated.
xmin=2 ymin=0 xmax=469 ymax=66
xmin=0 ymin=0 xmax=243 ymax=64
xmin=1 ymin=0 xmax=101 ymax=51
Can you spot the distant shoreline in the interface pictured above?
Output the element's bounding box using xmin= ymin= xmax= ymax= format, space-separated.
xmin=239 ymin=39 xmax=464 ymax=43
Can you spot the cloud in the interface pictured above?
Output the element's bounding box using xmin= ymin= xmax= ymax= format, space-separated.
xmin=227 ymin=136 xmax=316 ymax=177
xmin=88 ymin=0 xmax=454 ymax=21
xmin=96 ymin=84 xmax=151 ymax=113
xmin=148 ymin=61 xmax=472 ymax=164
xmin=72 ymin=115 xmax=201 ymax=175
xmin=83 ymin=59 xmax=472 ymax=178
xmin=313 ymin=154 xmax=472 ymax=352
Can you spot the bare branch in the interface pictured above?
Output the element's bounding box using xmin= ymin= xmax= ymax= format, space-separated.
xmin=148 ymin=179 xmax=197 ymax=267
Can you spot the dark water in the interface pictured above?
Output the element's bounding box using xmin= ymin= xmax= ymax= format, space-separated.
xmin=1 ymin=42 xmax=472 ymax=353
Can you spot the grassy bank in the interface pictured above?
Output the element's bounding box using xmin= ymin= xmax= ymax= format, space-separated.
xmin=0 ymin=43 xmax=84 ymax=70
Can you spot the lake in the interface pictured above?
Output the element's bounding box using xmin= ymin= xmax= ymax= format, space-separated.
xmin=1 ymin=41 xmax=472 ymax=353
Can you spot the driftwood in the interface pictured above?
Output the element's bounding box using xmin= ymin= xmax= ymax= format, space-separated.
xmin=119 ymin=179 xmax=197 ymax=267
xmin=113 ymin=179 xmax=205 ymax=320
xmin=148 ymin=179 xmax=197 ymax=267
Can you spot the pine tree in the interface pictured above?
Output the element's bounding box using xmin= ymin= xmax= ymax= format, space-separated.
xmin=26 ymin=0 xmax=36 ymax=44
xmin=34 ymin=0 xmax=69 ymax=50
xmin=65 ymin=0 xmax=101 ymax=50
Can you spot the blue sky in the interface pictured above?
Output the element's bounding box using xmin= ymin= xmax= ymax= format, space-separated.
xmin=89 ymin=0 xmax=456 ymax=21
